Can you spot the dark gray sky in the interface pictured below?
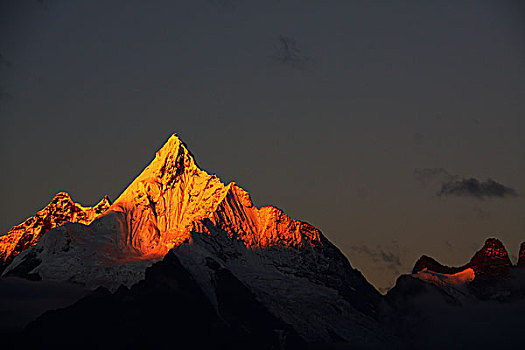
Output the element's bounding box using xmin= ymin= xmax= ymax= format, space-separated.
xmin=1 ymin=0 xmax=524 ymax=290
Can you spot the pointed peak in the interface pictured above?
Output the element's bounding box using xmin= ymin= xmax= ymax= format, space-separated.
xmin=160 ymin=133 xmax=184 ymax=149
xmin=470 ymin=238 xmax=510 ymax=262
xmin=155 ymin=134 xmax=193 ymax=159
xmin=96 ymin=195 xmax=112 ymax=207
xmin=47 ymin=192 xmax=76 ymax=208
xmin=227 ymin=183 xmax=254 ymax=208
xmin=468 ymin=237 xmax=512 ymax=278
xmin=482 ymin=237 xmax=506 ymax=249
xmin=471 ymin=237 xmax=510 ymax=261
xmin=146 ymin=134 xmax=201 ymax=182
xmin=412 ymin=255 xmax=437 ymax=274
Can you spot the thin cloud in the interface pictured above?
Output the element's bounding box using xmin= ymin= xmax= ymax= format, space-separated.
xmin=414 ymin=168 xmax=518 ymax=200
xmin=350 ymin=244 xmax=402 ymax=272
xmin=350 ymin=245 xmax=378 ymax=260
xmin=438 ymin=178 xmax=518 ymax=199
xmin=272 ymin=35 xmax=309 ymax=69
xmin=380 ymin=250 xmax=401 ymax=267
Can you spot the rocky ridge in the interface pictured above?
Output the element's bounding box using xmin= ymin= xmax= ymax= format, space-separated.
xmin=395 ymin=238 xmax=525 ymax=302
xmin=413 ymin=238 xmax=514 ymax=281
xmin=0 ymin=192 xmax=110 ymax=273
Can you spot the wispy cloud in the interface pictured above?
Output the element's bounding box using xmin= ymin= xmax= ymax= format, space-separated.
xmin=349 ymin=244 xmax=402 ymax=273
xmin=414 ymin=168 xmax=518 ymax=200
xmin=438 ymin=178 xmax=518 ymax=199
xmin=380 ymin=250 xmax=401 ymax=266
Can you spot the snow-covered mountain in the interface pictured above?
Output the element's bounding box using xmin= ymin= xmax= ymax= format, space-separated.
xmin=413 ymin=238 xmax=513 ymax=281
xmin=1 ymin=134 xmax=394 ymax=346
xmin=405 ymin=238 xmax=525 ymax=300
xmin=385 ymin=238 xmax=525 ymax=302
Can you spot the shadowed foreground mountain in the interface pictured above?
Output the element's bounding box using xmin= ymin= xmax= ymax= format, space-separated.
xmin=0 ymin=134 xmax=523 ymax=349
xmin=16 ymin=251 xmax=306 ymax=349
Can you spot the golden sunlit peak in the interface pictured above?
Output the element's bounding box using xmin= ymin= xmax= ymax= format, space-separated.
xmin=157 ymin=133 xmax=187 ymax=154
xmin=152 ymin=134 xmax=197 ymax=167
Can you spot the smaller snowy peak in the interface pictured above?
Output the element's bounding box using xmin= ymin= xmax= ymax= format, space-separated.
xmin=93 ymin=195 xmax=112 ymax=214
xmin=208 ymin=183 xmax=323 ymax=248
xmin=0 ymin=192 xmax=111 ymax=273
xmin=468 ymin=238 xmax=512 ymax=278
xmin=518 ymin=242 xmax=525 ymax=268
xmin=411 ymin=238 xmax=515 ymax=286
xmin=391 ymin=239 xmax=525 ymax=306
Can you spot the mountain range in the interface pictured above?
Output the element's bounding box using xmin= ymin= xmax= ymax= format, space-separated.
xmin=0 ymin=134 xmax=523 ymax=349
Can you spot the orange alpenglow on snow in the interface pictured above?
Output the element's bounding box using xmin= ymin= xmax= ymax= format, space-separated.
xmin=0 ymin=134 xmax=323 ymax=274
xmin=109 ymin=134 xmax=322 ymax=257
xmin=413 ymin=267 xmax=476 ymax=287
xmin=0 ymin=193 xmax=111 ymax=272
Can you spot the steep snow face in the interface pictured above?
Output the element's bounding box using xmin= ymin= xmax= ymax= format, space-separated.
xmin=0 ymin=193 xmax=110 ymax=273
xmin=109 ymin=136 xmax=231 ymax=255
xmin=170 ymin=229 xmax=385 ymax=343
xmin=108 ymin=135 xmax=322 ymax=257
